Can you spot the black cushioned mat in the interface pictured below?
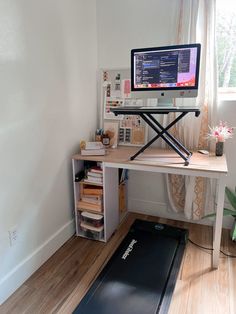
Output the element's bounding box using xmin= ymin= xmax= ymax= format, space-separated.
xmin=73 ymin=219 xmax=188 ymax=314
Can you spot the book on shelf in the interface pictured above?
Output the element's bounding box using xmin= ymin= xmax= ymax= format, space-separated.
xmin=90 ymin=166 xmax=103 ymax=174
xmin=77 ymin=200 xmax=103 ymax=212
xmin=87 ymin=171 xmax=103 ymax=178
xmin=81 ymin=148 xmax=105 ymax=156
xmin=80 ymin=141 xmax=104 ymax=150
xmin=84 ymin=178 xmax=103 ymax=185
xmin=84 ymin=179 xmax=102 ymax=186
xmin=81 ymin=195 xmax=102 ymax=205
xmin=86 ymin=175 xmax=103 ymax=182
xmin=81 ymin=184 xmax=103 ymax=196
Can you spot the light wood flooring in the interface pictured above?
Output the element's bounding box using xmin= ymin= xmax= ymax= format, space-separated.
xmin=1 ymin=213 xmax=236 ymax=314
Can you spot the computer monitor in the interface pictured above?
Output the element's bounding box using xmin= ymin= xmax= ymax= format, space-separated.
xmin=131 ymin=43 xmax=201 ymax=99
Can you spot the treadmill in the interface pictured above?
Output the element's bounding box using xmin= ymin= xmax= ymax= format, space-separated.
xmin=73 ymin=219 xmax=188 ymax=314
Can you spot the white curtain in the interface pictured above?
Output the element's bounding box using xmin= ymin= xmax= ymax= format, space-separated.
xmin=166 ymin=0 xmax=218 ymax=219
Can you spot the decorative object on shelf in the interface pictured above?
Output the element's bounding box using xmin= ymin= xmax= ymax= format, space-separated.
xmin=208 ymin=121 xmax=234 ymax=156
xmin=203 ymin=186 xmax=236 ymax=241
xmin=102 ymin=133 xmax=110 ymax=147
xmin=103 ymin=121 xmax=119 ymax=148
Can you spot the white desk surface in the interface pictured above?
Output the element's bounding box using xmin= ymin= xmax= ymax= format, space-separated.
xmin=73 ymin=146 xmax=227 ymax=176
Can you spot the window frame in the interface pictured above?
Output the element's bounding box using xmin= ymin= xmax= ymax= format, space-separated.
xmin=218 ymin=87 xmax=236 ymax=100
xmin=216 ymin=0 xmax=236 ymax=100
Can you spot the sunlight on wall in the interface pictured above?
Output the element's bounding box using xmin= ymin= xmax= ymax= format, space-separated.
xmin=0 ymin=2 xmax=24 ymax=61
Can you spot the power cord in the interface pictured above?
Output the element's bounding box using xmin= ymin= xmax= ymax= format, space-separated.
xmin=188 ymin=238 xmax=236 ymax=258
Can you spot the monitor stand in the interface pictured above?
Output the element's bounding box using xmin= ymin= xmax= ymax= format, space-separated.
xmin=142 ymin=98 xmax=176 ymax=109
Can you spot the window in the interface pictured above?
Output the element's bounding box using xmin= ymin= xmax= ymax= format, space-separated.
xmin=216 ymin=0 xmax=236 ymax=98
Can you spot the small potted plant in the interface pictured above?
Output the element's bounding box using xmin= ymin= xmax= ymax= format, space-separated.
xmin=208 ymin=121 xmax=233 ymax=156
xmin=204 ymin=186 xmax=236 ymax=241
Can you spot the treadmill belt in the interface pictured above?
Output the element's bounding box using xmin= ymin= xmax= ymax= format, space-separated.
xmin=73 ymin=219 xmax=188 ymax=314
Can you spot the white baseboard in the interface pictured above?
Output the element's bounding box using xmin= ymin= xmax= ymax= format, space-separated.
xmin=128 ymin=198 xmax=233 ymax=229
xmin=0 ymin=219 xmax=75 ymax=305
xmin=128 ymin=198 xmax=168 ymax=216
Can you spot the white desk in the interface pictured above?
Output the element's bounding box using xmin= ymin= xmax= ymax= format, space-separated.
xmin=73 ymin=146 xmax=228 ymax=268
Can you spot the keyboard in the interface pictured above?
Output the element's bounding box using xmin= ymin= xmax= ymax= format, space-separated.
xmin=140 ymin=106 xmax=179 ymax=109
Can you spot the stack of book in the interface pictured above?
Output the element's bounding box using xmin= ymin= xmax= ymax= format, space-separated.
xmin=84 ymin=166 xmax=103 ymax=185
xmin=80 ymin=141 xmax=106 ymax=156
xmin=78 ymin=165 xmax=103 ymax=213
xmin=78 ymin=194 xmax=103 ymax=213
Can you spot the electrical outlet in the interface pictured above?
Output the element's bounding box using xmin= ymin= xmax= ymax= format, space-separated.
xmin=8 ymin=226 xmax=18 ymax=246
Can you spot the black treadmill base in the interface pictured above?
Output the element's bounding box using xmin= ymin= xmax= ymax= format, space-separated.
xmin=73 ymin=219 xmax=188 ymax=314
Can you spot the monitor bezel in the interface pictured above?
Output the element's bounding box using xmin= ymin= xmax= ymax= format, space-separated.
xmin=131 ymin=43 xmax=201 ymax=93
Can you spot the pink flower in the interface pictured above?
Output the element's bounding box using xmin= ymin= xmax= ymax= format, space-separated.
xmin=208 ymin=121 xmax=234 ymax=142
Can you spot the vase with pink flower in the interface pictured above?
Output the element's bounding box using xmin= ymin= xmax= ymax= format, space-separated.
xmin=208 ymin=121 xmax=234 ymax=156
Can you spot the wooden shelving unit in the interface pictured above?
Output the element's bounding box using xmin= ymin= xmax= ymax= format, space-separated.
xmin=72 ymin=157 xmax=119 ymax=242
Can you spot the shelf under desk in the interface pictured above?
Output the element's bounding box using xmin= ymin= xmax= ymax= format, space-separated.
xmin=73 ymin=147 xmax=228 ymax=268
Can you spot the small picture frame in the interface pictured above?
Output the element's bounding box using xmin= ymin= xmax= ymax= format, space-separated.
xmin=131 ymin=126 xmax=146 ymax=145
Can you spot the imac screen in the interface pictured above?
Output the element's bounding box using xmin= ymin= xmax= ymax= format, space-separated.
xmin=131 ymin=44 xmax=201 ymax=97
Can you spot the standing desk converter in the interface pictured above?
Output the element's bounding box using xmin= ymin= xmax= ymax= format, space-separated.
xmin=73 ymin=147 xmax=228 ymax=269
xmin=111 ymin=106 xmax=201 ymax=166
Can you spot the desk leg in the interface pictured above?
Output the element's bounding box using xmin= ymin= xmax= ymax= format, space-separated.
xmin=212 ymin=175 xmax=226 ymax=268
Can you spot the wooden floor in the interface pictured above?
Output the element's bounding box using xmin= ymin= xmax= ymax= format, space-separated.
xmin=1 ymin=213 xmax=236 ymax=314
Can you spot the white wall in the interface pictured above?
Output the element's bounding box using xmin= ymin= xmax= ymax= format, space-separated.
xmin=97 ymin=0 xmax=181 ymax=68
xmin=97 ymin=0 xmax=236 ymax=227
xmin=0 ymin=0 xmax=97 ymax=303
